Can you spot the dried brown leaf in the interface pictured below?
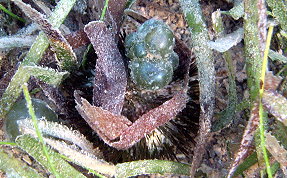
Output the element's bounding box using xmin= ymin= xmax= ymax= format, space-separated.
xmin=264 ymin=71 xmax=282 ymax=91
xmin=75 ymin=92 xmax=132 ymax=141
xmin=227 ymin=103 xmax=260 ymax=178
xmin=263 ymin=90 xmax=287 ymax=126
xmin=265 ymin=132 xmax=287 ymax=167
xmin=84 ymin=21 xmax=127 ymax=115
xmin=65 ymin=30 xmax=90 ymax=49
xmin=75 ymin=91 xmax=188 ymax=150
xmin=111 ymin=91 xmax=188 ymax=149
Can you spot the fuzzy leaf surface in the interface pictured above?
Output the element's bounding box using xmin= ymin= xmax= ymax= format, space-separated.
xmin=13 ymin=0 xmax=77 ymax=71
xmin=265 ymin=132 xmax=287 ymax=167
xmin=0 ymin=149 xmax=43 ymax=178
xmin=227 ymin=103 xmax=260 ymax=178
xmin=263 ymin=90 xmax=287 ymax=126
xmin=116 ymin=160 xmax=190 ymax=177
xmin=16 ymin=135 xmax=86 ymax=178
xmin=84 ymin=21 xmax=127 ymax=115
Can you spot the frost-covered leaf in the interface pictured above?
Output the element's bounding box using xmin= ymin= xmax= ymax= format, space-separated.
xmin=265 ymin=132 xmax=287 ymax=167
xmin=0 ymin=0 xmax=77 ymax=118
xmin=111 ymin=91 xmax=188 ymax=150
xmin=115 ymin=160 xmax=190 ymax=178
xmin=264 ymin=71 xmax=282 ymax=91
xmin=16 ymin=135 xmax=86 ymax=178
xmin=43 ymin=139 xmax=115 ymax=176
xmin=267 ymin=0 xmax=287 ymax=32
xmin=0 ymin=149 xmax=43 ymax=178
xmin=84 ymin=21 xmax=127 ymax=115
xmin=221 ymin=1 xmax=244 ymax=20
xmin=208 ymin=28 xmax=243 ymax=52
xmin=227 ymin=103 xmax=260 ymax=178
xmin=75 ymin=93 xmax=132 ymax=142
xmin=75 ymin=91 xmax=188 ymax=150
xmin=262 ymin=90 xmax=287 ymax=126
xmin=268 ymin=50 xmax=287 ymax=63
xmin=0 ymin=35 xmax=37 ymax=49
xmin=18 ymin=118 xmax=95 ymax=154
xmin=13 ymin=0 xmax=78 ymax=71
xmin=180 ymin=0 xmax=215 ymax=176
xmin=23 ymin=66 xmax=68 ymax=86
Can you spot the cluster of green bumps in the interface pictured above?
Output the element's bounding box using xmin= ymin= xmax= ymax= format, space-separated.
xmin=125 ymin=19 xmax=179 ymax=90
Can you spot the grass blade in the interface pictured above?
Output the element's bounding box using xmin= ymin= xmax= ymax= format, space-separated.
xmin=116 ymin=160 xmax=190 ymax=178
xmin=0 ymin=149 xmax=43 ymax=178
xmin=16 ymin=135 xmax=86 ymax=178
xmin=22 ymin=83 xmax=59 ymax=177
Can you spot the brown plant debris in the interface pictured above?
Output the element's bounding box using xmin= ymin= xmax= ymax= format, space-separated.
xmin=227 ymin=102 xmax=260 ymax=178
xmin=263 ymin=90 xmax=287 ymax=126
xmin=65 ymin=30 xmax=90 ymax=49
xmin=75 ymin=91 xmax=188 ymax=150
xmin=265 ymin=132 xmax=287 ymax=168
xmin=227 ymin=72 xmax=285 ymax=176
xmin=84 ymin=21 xmax=127 ymax=115
xmin=262 ymin=72 xmax=287 ymax=126
xmin=264 ymin=71 xmax=282 ymax=91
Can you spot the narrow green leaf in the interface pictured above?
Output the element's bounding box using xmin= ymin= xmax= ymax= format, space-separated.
xmin=267 ymin=0 xmax=287 ymax=32
xmin=100 ymin=0 xmax=110 ymax=21
xmin=268 ymin=50 xmax=287 ymax=63
xmin=244 ymin=0 xmax=262 ymax=102
xmin=221 ymin=1 xmax=244 ymax=20
xmin=258 ymin=24 xmax=274 ymax=178
xmin=116 ymin=160 xmax=190 ymax=178
xmin=0 ymin=35 xmax=36 ymax=49
xmin=179 ymin=0 xmax=215 ymax=175
xmin=13 ymin=0 xmax=78 ymax=71
xmin=0 ymin=4 xmax=26 ymax=22
xmin=18 ymin=119 xmax=94 ymax=153
xmin=44 ymin=138 xmax=115 ymax=177
xmin=23 ymin=66 xmax=69 ymax=86
xmin=233 ymin=152 xmax=258 ymax=177
xmin=16 ymin=135 xmax=86 ymax=178
xmin=0 ymin=149 xmax=43 ymax=178
xmin=211 ymin=10 xmax=238 ymax=131
xmin=0 ymin=142 xmax=17 ymax=146
xmin=22 ymin=83 xmax=59 ymax=177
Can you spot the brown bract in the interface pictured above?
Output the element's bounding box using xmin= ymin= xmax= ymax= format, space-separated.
xmin=75 ymin=91 xmax=188 ymax=150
